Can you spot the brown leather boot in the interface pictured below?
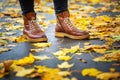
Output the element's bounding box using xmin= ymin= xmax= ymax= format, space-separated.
xmin=55 ymin=11 xmax=89 ymax=39
xmin=23 ymin=12 xmax=47 ymax=42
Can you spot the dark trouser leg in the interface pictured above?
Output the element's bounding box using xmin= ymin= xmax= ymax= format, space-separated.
xmin=19 ymin=0 xmax=34 ymax=15
xmin=53 ymin=0 xmax=68 ymax=14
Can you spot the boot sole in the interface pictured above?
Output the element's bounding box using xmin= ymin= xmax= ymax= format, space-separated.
xmin=55 ymin=32 xmax=89 ymax=40
xmin=23 ymin=34 xmax=48 ymax=42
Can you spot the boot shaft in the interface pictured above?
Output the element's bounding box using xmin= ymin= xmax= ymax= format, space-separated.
xmin=23 ymin=12 xmax=36 ymax=25
xmin=57 ymin=10 xmax=70 ymax=18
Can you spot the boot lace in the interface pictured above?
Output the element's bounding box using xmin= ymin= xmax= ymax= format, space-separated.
xmin=64 ymin=17 xmax=74 ymax=30
xmin=29 ymin=20 xmax=41 ymax=34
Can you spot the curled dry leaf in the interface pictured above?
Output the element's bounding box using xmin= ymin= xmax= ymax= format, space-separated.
xmin=53 ymin=45 xmax=80 ymax=61
xmin=84 ymin=45 xmax=108 ymax=50
xmin=84 ymin=45 xmax=108 ymax=54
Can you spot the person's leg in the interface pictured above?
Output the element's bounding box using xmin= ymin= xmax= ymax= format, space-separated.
xmin=53 ymin=0 xmax=89 ymax=39
xmin=53 ymin=0 xmax=68 ymax=14
xmin=19 ymin=0 xmax=34 ymax=15
xmin=18 ymin=0 xmax=47 ymax=42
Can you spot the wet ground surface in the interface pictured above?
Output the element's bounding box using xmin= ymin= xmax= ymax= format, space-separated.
xmin=0 ymin=1 xmax=120 ymax=80
xmin=0 ymin=25 xmax=120 ymax=80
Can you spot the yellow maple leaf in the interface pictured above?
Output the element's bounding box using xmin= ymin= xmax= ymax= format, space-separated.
xmin=16 ymin=68 xmax=35 ymax=77
xmin=53 ymin=45 xmax=80 ymax=61
xmin=33 ymin=55 xmax=50 ymax=60
xmin=11 ymin=35 xmax=28 ymax=43
xmin=11 ymin=64 xmax=24 ymax=72
xmin=53 ymin=51 xmax=65 ymax=56
xmin=32 ymin=42 xmax=51 ymax=48
xmin=58 ymin=71 xmax=71 ymax=76
xmin=57 ymin=62 xmax=74 ymax=69
xmin=93 ymin=48 xmax=106 ymax=54
xmin=70 ymin=45 xmax=80 ymax=53
xmin=81 ymin=68 xmax=102 ymax=77
xmin=93 ymin=51 xmax=120 ymax=62
xmin=58 ymin=56 xmax=72 ymax=61
xmin=13 ymin=53 xmax=35 ymax=66
xmin=35 ymin=66 xmax=64 ymax=80
xmin=96 ymin=72 xmax=120 ymax=80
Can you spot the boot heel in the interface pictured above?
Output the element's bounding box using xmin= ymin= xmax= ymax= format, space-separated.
xmin=55 ymin=32 xmax=65 ymax=38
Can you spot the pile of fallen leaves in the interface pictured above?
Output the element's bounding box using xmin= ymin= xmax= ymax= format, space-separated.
xmin=71 ymin=14 xmax=120 ymax=45
xmin=0 ymin=53 xmax=75 ymax=80
xmin=0 ymin=45 xmax=120 ymax=80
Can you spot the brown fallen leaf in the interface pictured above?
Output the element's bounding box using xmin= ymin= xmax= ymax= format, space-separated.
xmin=3 ymin=60 xmax=13 ymax=72
xmin=109 ymin=68 xmax=115 ymax=73
xmin=112 ymin=64 xmax=120 ymax=66
xmin=0 ymin=60 xmax=13 ymax=78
